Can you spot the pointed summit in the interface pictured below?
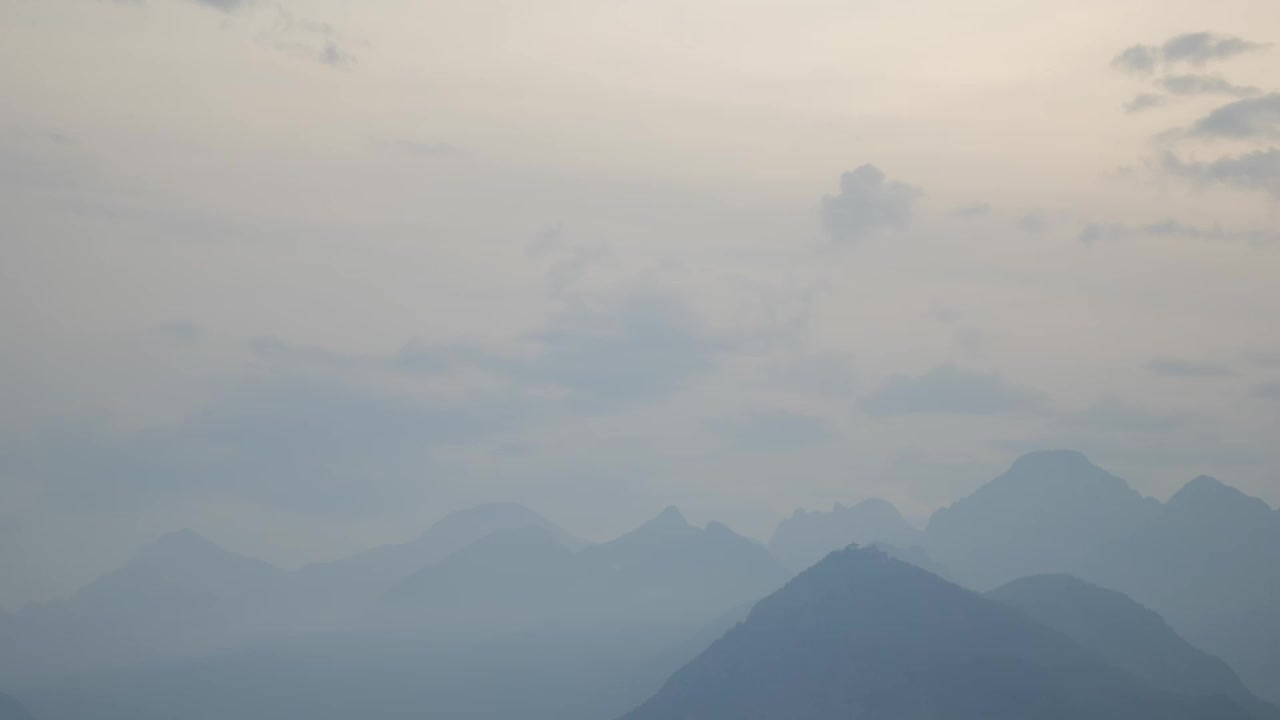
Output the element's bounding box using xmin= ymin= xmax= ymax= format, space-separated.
xmin=633 ymin=506 xmax=692 ymax=535
xmin=133 ymin=529 xmax=225 ymax=563
xmin=1169 ymin=475 xmax=1264 ymax=509
xmin=927 ymin=450 xmax=1157 ymax=589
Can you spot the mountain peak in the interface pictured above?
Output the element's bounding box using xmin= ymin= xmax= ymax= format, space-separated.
xmin=638 ymin=505 xmax=691 ymax=533
xmin=1168 ymin=475 xmax=1272 ymax=514
xmin=134 ymin=529 xmax=222 ymax=561
xmin=1008 ymin=449 xmax=1095 ymax=474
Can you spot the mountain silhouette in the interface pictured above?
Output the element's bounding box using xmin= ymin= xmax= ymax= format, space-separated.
xmin=387 ymin=506 xmax=789 ymax=630
xmin=989 ymin=574 xmax=1279 ymax=719
xmin=927 ymin=450 xmax=1159 ymax=589
xmin=623 ymin=545 xmax=1256 ymax=720
xmin=281 ymin=502 xmax=587 ymax=628
xmin=769 ymin=498 xmax=925 ymax=572
xmin=1077 ymin=475 xmax=1280 ymax=705
xmin=0 ymin=692 xmax=31 ymax=720
xmin=4 ymin=529 xmax=286 ymax=684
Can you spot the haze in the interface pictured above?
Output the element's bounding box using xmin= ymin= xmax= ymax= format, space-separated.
xmin=1 ymin=5 xmax=1279 ymax=717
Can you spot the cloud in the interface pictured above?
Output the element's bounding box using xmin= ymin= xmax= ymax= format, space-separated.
xmin=1190 ymin=94 xmax=1280 ymax=139
xmin=715 ymin=410 xmax=836 ymax=449
xmin=1114 ymin=33 xmax=1270 ymax=74
xmin=819 ymin=165 xmax=922 ymax=243
xmin=24 ymin=376 xmax=522 ymax=519
xmin=151 ymin=322 xmax=203 ymax=346
xmin=951 ymin=203 xmax=991 ymax=217
xmin=1161 ymin=32 xmax=1269 ymax=66
xmin=1146 ymin=358 xmax=1234 ymax=377
xmin=1123 ymin=93 xmax=1167 ymax=114
xmin=518 ymin=290 xmax=723 ymax=410
xmin=861 ymin=364 xmax=1048 ymax=417
xmin=1072 ymin=396 xmax=1187 ymax=434
xmin=1160 ymin=75 xmax=1260 ymax=97
xmin=189 ymin=0 xmax=245 ymax=12
xmin=1077 ymin=218 xmax=1280 ymax=246
xmin=1113 ymin=45 xmax=1158 ymax=74
xmin=1244 ymin=351 xmax=1280 ymax=368
xmin=1163 ymin=147 xmax=1280 ymax=197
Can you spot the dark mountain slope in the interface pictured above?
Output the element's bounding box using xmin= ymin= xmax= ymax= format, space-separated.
xmin=990 ymin=574 xmax=1278 ymax=719
xmin=1077 ymin=475 xmax=1280 ymax=705
xmin=624 ymin=545 xmax=1254 ymax=720
xmin=0 ymin=692 xmax=32 ymax=720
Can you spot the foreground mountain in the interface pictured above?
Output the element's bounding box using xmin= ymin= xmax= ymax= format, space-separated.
xmin=769 ymin=498 xmax=926 ymax=572
xmin=927 ymin=450 xmax=1159 ymax=589
xmin=624 ymin=545 xmax=1255 ymax=720
xmin=388 ymin=506 xmax=789 ymax=630
xmin=1077 ymin=476 xmax=1280 ymax=705
xmin=989 ymin=574 xmax=1279 ymax=719
xmin=0 ymin=692 xmax=31 ymax=720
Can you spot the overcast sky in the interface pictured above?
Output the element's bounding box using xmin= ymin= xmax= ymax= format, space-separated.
xmin=1 ymin=0 xmax=1278 ymax=609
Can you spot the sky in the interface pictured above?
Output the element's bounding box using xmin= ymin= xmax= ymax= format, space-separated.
xmin=1 ymin=0 xmax=1278 ymax=609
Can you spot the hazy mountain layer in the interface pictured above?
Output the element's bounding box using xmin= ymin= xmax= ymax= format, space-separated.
xmin=926 ymin=450 xmax=1160 ymax=589
xmin=1077 ymin=476 xmax=1280 ymax=705
xmin=769 ymin=498 xmax=925 ymax=572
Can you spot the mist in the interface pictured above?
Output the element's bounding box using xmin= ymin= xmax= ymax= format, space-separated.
xmin=2 ymin=1 xmax=1279 ymax=719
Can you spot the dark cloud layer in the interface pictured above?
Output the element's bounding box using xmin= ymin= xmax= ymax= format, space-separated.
xmin=1078 ymin=217 xmax=1280 ymax=245
xmin=820 ymin=165 xmax=922 ymax=243
xmin=190 ymin=0 xmax=244 ymax=12
xmin=861 ymin=365 xmax=1047 ymax=417
xmin=1160 ymin=74 xmax=1260 ymax=97
xmin=1163 ymin=148 xmax=1280 ymax=198
xmin=1190 ymin=94 xmax=1280 ymax=139
xmin=1123 ymin=93 xmax=1167 ymax=114
xmin=1113 ymin=32 xmax=1269 ymax=73
xmin=1146 ymin=358 xmax=1234 ymax=378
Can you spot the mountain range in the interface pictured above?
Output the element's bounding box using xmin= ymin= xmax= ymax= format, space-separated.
xmin=5 ymin=449 xmax=1279 ymax=717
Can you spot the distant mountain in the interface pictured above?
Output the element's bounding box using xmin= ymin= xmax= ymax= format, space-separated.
xmin=624 ymin=545 xmax=1256 ymax=720
xmin=926 ymin=450 xmax=1159 ymax=589
xmin=989 ymin=574 xmax=1278 ymax=719
xmin=768 ymin=498 xmax=925 ymax=572
xmin=387 ymin=506 xmax=789 ymax=631
xmin=868 ymin=542 xmax=951 ymax=580
xmin=285 ymin=502 xmax=587 ymax=626
xmin=0 ymin=692 xmax=32 ymax=720
xmin=1077 ymin=476 xmax=1280 ymax=705
xmin=3 ymin=530 xmax=286 ymax=684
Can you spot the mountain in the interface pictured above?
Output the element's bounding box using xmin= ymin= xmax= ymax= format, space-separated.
xmin=989 ymin=574 xmax=1278 ymax=719
xmin=387 ymin=506 xmax=789 ymax=631
xmin=926 ymin=450 xmax=1159 ymax=589
xmin=1077 ymin=476 xmax=1280 ymax=705
xmin=623 ymin=545 xmax=1255 ymax=720
xmin=3 ymin=530 xmax=287 ymax=684
xmin=0 ymin=692 xmax=32 ymax=720
xmin=868 ymin=542 xmax=951 ymax=580
xmin=768 ymin=498 xmax=926 ymax=572
xmin=285 ymin=502 xmax=587 ymax=626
